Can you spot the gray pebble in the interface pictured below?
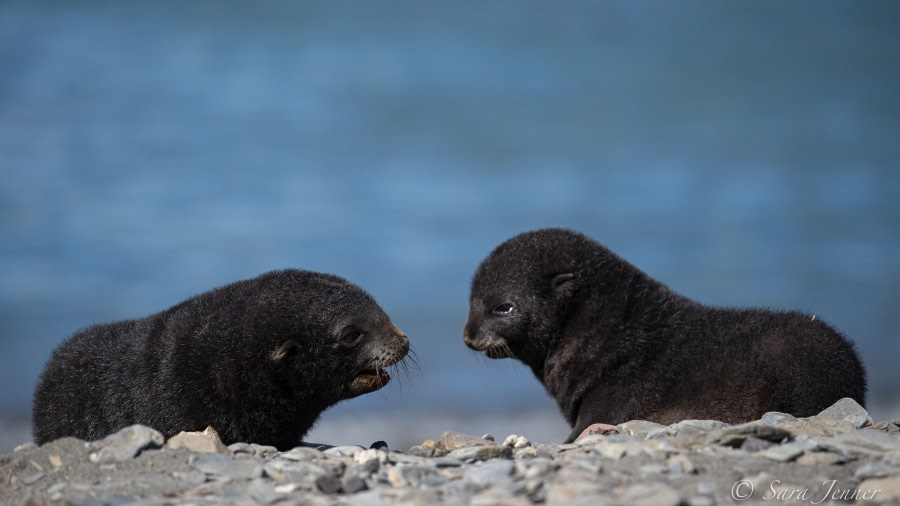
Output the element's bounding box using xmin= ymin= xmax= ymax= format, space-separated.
xmin=90 ymin=424 xmax=164 ymax=462
xmin=247 ymin=477 xmax=280 ymax=504
xmin=227 ymin=442 xmax=251 ymax=453
xmin=248 ymin=443 xmax=279 ymax=458
xmin=816 ymin=397 xmax=873 ymax=426
xmin=343 ymin=474 xmax=369 ymax=494
xmin=617 ymin=420 xmax=666 ymax=439
xmin=464 ymin=459 xmax=515 ymax=486
xmin=740 ymin=436 xmax=775 ymax=453
xmin=315 ymin=473 xmax=343 ymax=494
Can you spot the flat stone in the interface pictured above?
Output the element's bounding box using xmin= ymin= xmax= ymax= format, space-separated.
xmin=165 ymin=432 xmax=227 ymax=453
xmin=846 ymin=414 xmax=870 ymax=428
xmin=279 ymin=446 xmax=322 ymax=461
xmin=647 ymin=419 xmax=729 ymax=439
xmin=700 ymin=422 xmax=791 ymax=447
xmin=870 ymin=421 xmax=900 ymax=432
xmin=819 ymin=429 xmax=900 ymax=459
xmin=193 ymin=454 xmax=264 ymax=479
xmin=247 ymin=443 xmax=279 ymax=458
xmin=795 ymin=451 xmax=845 ymax=466
xmin=780 ymin=417 xmax=857 ymax=437
xmin=89 ymin=424 xmax=164 ymax=462
xmin=760 ymin=412 xmax=797 ymax=426
xmin=432 ymin=457 xmax=464 ymax=468
xmin=856 ymin=476 xmax=900 ymax=503
xmin=854 ymin=453 xmax=900 ymax=479
xmin=440 ymin=432 xmax=497 ymax=451
xmin=762 ymin=441 xmax=806 ymax=461
xmin=617 ymin=420 xmax=666 ymax=438
xmin=447 ymin=445 xmax=511 ymax=462
xmin=463 ymin=459 xmax=515 ymax=486
xmin=228 ymin=442 xmax=251 ymax=453
xmin=817 ymin=397 xmax=873 ymax=426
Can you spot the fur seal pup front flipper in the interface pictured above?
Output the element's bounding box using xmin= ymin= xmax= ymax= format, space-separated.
xmin=33 ymin=269 xmax=410 ymax=450
xmin=463 ymin=228 xmax=867 ymax=443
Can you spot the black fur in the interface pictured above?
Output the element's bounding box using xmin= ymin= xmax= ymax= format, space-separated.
xmin=33 ymin=269 xmax=409 ymax=449
xmin=464 ymin=229 xmax=867 ymax=443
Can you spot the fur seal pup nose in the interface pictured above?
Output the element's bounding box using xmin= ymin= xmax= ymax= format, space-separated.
xmin=33 ymin=269 xmax=410 ymax=450
xmin=465 ymin=228 xmax=867 ymax=443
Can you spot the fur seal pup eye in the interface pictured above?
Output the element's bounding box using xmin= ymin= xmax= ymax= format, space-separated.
xmin=465 ymin=228 xmax=867 ymax=443
xmin=492 ymin=303 xmax=515 ymax=316
xmin=32 ymin=269 xmax=411 ymax=450
xmin=340 ymin=327 xmax=364 ymax=346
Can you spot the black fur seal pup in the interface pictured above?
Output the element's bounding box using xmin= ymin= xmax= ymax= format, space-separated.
xmin=464 ymin=228 xmax=867 ymax=443
xmin=33 ymin=269 xmax=410 ymax=450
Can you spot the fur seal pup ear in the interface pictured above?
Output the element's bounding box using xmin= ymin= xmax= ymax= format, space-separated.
xmin=33 ymin=269 xmax=410 ymax=450
xmin=465 ymin=228 xmax=867 ymax=443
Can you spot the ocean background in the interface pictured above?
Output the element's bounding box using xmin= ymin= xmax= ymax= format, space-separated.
xmin=1 ymin=1 xmax=898 ymax=452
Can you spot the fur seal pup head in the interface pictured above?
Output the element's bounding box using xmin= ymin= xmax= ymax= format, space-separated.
xmin=33 ymin=269 xmax=410 ymax=449
xmin=464 ymin=228 xmax=867 ymax=442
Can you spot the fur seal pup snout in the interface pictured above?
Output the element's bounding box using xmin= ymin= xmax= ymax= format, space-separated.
xmin=464 ymin=228 xmax=867 ymax=443
xmin=33 ymin=269 xmax=410 ymax=450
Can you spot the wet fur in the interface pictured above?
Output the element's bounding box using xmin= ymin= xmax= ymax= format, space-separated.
xmin=465 ymin=229 xmax=867 ymax=443
xmin=33 ymin=269 xmax=409 ymax=450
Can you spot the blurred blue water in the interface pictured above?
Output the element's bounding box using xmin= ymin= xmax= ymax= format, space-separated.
xmin=1 ymin=0 xmax=899 ymax=426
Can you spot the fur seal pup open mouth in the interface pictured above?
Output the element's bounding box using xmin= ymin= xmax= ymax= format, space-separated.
xmin=464 ymin=228 xmax=867 ymax=443
xmin=33 ymin=269 xmax=411 ymax=450
xmin=345 ymin=323 xmax=409 ymax=398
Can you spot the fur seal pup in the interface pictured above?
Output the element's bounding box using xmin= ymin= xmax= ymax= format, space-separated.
xmin=463 ymin=228 xmax=867 ymax=443
xmin=33 ymin=269 xmax=410 ymax=450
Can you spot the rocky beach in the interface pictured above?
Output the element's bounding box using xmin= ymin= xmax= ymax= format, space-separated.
xmin=2 ymin=398 xmax=899 ymax=505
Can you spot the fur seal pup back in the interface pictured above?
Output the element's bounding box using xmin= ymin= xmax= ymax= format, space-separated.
xmin=464 ymin=228 xmax=866 ymax=442
xmin=33 ymin=269 xmax=410 ymax=449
